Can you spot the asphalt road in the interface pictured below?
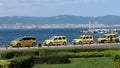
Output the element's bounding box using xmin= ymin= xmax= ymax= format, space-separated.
xmin=0 ymin=43 xmax=120 ymax=51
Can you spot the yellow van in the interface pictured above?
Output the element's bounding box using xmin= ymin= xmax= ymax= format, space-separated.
xmin=97 ymin=33 xmax=117 ymax=43
xmin=72 ymin=35 xmax=94 ymax=45
xmin=43 ymin=36 xmax=67 ymax=46
xmin=10 ymin=36 xmax=37 ymax=47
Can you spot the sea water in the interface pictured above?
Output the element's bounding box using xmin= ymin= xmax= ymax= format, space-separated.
xmin=0 ymin=28 xmax=106 ymax=46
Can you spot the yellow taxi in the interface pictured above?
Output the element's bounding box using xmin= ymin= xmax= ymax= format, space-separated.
xmin=10 ymin=36 xmax=37 ymax=47
xmin=97 ymin=33 xmax=117 ymax=43
xmin=43 ymin=36 xmax=67 ymax=46
xmin=72 ymin=35 xmax=94 ymax=45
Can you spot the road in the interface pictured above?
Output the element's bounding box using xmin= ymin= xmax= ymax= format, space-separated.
xmin=0 ymin=43 xmax=120 ymax=51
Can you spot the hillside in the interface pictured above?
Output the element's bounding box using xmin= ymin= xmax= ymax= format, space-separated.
xmin=0 ymin=15 xmax=120 ymax=25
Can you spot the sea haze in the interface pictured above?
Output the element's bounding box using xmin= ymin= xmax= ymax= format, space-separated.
xmin=0 ymin=15 xmax=120 ymax=29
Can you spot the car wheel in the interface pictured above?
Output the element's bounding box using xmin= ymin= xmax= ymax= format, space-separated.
xmin=63 ymin=42 xmax=67 ymax=45
xmin=90 ymin=41 xmax=93 ymax=44
xmin=16 ymin=43 xmax=21 ymax=47
xmin=32 ymin=43 xmax=36 ymax=47
xmin=101 ymin=40 xmax=105 ymax=43
xmin=73 ymin=43 xmax=76 ymax=45
xmin=49 ymin=42 xmax=53 ymax=46
xmin=102 ymin=40 xmax=106 ymax=43
xmin=79 ymin=42 xmax=82 ymax=45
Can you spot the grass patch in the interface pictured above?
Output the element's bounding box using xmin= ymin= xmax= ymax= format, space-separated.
xmin=32 ymin=57 xmax=114 ymax=68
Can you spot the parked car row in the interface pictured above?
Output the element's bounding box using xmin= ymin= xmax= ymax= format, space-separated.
xmin=10 ymin=33 xmax=120 ymax=47
xmin=10 ymin=36 xmax=68 ymax=47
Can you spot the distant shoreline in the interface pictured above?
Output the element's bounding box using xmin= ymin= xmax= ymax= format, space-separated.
xmin=0 ymin=23 xmax=119 ymax=29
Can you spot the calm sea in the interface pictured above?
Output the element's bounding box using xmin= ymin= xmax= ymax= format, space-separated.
xmin=0 ymin=28 xmax=105 ymax=46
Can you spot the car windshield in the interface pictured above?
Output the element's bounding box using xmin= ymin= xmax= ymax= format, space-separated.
xmin=49 ymin=36 xmax=55 ymax=40
xmin=104 ymin=36 xmax=107 ymax=38
xmin=77 ymin=36 xmax=83 ymax=39
xmin=15 ymin=37 xmax=23 ymax=40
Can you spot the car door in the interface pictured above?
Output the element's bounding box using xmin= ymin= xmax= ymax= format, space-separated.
xmin=25 ymin=38 xmax=32 ymax=46
xmin=63 ymin=37 xmax=67 ymax=43
xmin=54 ymin=37 xmax=62 ymax=45
xmin=58 ymin=37 xmax=63 ymax=45
xmin=83 ymin=37 xmax=86 ymax=44
xmin=20 ymin=38 xmax=27 ymax=46
xmin=88 ymin=36 xmax=92 ymax=43
xmin=90 ymin=36 xmax=93 ymax=42
xmin=107 ymin=36 xmax=110 ymax=42
xmin=86 ymin=36 xmax=89 ymax=43
xmin=54 ymin=38 xmax=58 ymax=45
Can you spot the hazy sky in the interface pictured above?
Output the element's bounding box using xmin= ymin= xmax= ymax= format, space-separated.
xmin=0 ymin=0 xmax=119 ymax=17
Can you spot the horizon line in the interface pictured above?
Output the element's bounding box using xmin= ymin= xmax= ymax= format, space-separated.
xmin=0 ymin=15 xmax=119 ymax=18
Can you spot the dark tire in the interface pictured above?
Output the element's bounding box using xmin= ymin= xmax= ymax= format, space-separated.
xmin=73 ymin=43 xmax=76 ymax=45
xmin=32 ymin=43 xmax=36 ymax=47
xmin=90 ymin=41 xmax=93 ymax=44
xmin=115 ymin=39 xmax=119 ymax=43
xmin=79 ymin=42 xmax=82 ymax=45
xmin=101 ymin=40 xmax=105 ymax=43
xmin=63 ymin=42 xmax=67 ymax=45
xmin=16 ymin=43 xmax=21 ymax=47
xmin=102 ymin=40 xmax=106 ymax=43
xmin=49 ymin=42 xmax=53 ymax=46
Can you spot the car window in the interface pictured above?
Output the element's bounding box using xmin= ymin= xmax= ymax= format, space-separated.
xmin=26 ymin=38 xmax=31 ymax=40
xmin=22 ymin=38 xmax=27 ymax=40
xmin=54 ymin=38 xmax=57 ymax=40
xmin=63 ymin=37 xmax=66 ymax=39
xmin=86 ymin=37 xmax=89 ymax=39
xmin=58 ymin=37 xmax=62 ymax=40
xmin=107 ymin=36 xmax=110 ymax=38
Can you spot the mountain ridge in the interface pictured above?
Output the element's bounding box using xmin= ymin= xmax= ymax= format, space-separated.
xmin=0 ymin=15 xmax=120 ymax=25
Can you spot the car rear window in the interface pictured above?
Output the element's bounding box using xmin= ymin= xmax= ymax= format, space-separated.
xmin=63 ymin=37 xmax=66 ymax=39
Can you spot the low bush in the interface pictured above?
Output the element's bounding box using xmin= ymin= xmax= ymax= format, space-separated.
xmin=0 ymin=60 xmax=11 ymax=68
xmin=67 ymin=50 xmax=120 ymax=58
xmin=68 ymin=52 xmax=106 ymax=58
xmin=112 ymin=53 xmax=120 ymax=68
xmin=38 ymin=48 xmax=120 ymax=56
xmin=10 ymin=56 xmax=33 ymax=68
xmin=1 ymin=47 xmax=120 ymax=59
xmin=33 ymin=54 xmax=70 ymax=64
xmin=0 ymin=51 xmax=14 ymax=59
xmin=0 ymin=49 xmax=39 ymax=59
xmin=2 ymin=48 xmax=120 ymax=68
